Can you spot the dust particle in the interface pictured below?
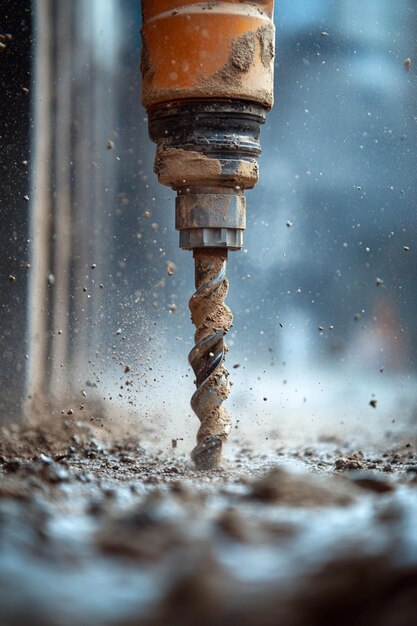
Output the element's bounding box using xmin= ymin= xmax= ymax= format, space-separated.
xmin=166 ymin=261 xmax=176 ymax=276
xmin=403 ymin=58 xmax=412 ymax=71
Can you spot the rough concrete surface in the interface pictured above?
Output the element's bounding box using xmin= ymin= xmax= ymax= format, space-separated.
xmin=1 ymin=418 xmax=417 ymax=626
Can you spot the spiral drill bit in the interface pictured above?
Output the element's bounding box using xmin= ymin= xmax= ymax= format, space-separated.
xmin=189 ymin=250 xmax=233 ymax=469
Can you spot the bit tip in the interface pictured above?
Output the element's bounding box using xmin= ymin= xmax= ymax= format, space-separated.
xmin=191 ymin=435 xmax=224 ymax=470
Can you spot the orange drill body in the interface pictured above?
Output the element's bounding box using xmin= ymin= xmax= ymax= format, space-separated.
xmin=141 ymin=0 xmax=274 ymax=109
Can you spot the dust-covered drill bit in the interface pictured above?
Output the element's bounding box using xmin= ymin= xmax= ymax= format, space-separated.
xmin=188 ymin=250 xmax=233 ymax=469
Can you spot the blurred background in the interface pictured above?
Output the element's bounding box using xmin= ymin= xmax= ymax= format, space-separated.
xmin=1 ymin=0 xmax=417 ymax=447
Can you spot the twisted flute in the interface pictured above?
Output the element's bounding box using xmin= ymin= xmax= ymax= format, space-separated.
xmin=188 ymin=250 xmax=233 ymax=469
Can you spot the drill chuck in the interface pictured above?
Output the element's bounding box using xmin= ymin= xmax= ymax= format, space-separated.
xmin=176 ymin=188 xmax=245 ymax=250
xmin=148 ymin=100 xmax=266 ymax=250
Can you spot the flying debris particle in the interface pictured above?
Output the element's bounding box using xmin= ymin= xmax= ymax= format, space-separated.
xmin=328 ymin=325 xmax=334 ymax=331
xmin=375 ymin=277 xmax=384 ymax=287
xmin=279 ymin=322 xmax=284 ymax=328
xmin=8 ymin=274 xmax=16 ymax=283
xmin=81 ymin=390 xmax=87 ymax=397
xmin=166 ymin=260 xmax=176 ymax=276
xmin=233 ymin=364 xmax=240 ymax=369
xmin=403 ymin=245 xmax=410 ymax=252
xmin=379 ymin=368 xmax=384 ymax=373
xmin=353 ymin=313 xmax=361 ymax=321
xmin=106 ymin=140 xmax=115 ymax=150
xmin=90 ymin=263 xmax=97 ymax=269
xmin=23 ymin=194 xmax=30 ymax=202
xmin=318 ymin=325 xmax=324 ymax=333
xmin=168 ymin=303 xmax=177 ymax=313
xmin=0 ymin=42 xmax=7 ymax=51
xmin=115 ymin=328 xmax=122 ymax=336
xmin=143 ymin=210 xmax=151 ymax=219
xmin=151 ymin=223 xmax=158 ymax=231
xmin=369 ymin=399 xmax=377 ymax=408
xmin=67 ymin=409 xmax=74 ymax=415
xmin=124 ymin=365 xmax=130 ymax=373
xmin=21 ymin=87 xmax=29 ymax=95
xmin=320 ymin=31 xmax=329 ymax=37
xmin=286 ymin=221 xmax=293 ymax=228
xmin=172 ymin=439 xmax=178 ymax=449
xmin=21 ymin=160 xmax=28 ymax=167
xmin=403 ymin=58 xmax=412 ymax=71
xmin=47 ymin=273 xmax=55 ymax=286
xmin=263 ymin=397 xmax=267 ymax=401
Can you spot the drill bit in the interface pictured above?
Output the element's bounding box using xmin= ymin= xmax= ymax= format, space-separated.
xmin=189 ymin=249 xmax=233 ymax=469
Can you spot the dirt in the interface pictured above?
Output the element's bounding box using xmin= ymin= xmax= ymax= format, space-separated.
xmin=257 ymin=23 xmax=275 ymax=69
xmin=206 ymin=23 xmax=274 ymax=109
xmin=155 ymin=144 xmax=259 ymax=191
xmin=1 ymin=418 xmax=417 ymax=625
xmin=154 ymin=146 xmax=222 ymax=188
xmin=219 ymin=30 xmax=256 ymax=77
xmin=236 ymin=159 xmax=259 ymax=188
xmin=191 ymin=251 xmax=232 ymax=340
